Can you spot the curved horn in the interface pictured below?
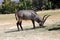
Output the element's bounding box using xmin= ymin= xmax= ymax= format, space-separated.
xmin=43 ymin=15 xmax=47 ymax=20
xmin=43 ymin=15 xmax=51 ymax=23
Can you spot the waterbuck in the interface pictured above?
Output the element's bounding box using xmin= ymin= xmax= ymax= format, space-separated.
xmin=15 ymin=10 xmax=50 ymax=31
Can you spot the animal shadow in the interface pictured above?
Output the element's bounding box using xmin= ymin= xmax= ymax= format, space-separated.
xmin=5 ymin=26 xmax=46 ymax=33
xmin=25 ymin=26 xmax=46 ymax=31
xmin=48 ymin=27 xmax=60 ymax=31
xmin=5 ymin=29 xmax=20 ymax=33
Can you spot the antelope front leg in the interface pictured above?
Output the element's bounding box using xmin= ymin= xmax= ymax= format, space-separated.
xmin=32 ymin=20 xmax=35 ymax=29
xmin=19 ymin=21 xmax=23 ymax=31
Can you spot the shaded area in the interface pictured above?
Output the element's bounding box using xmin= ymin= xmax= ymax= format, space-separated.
xmin=25 ymin=26 xmax=46 ymax=30
xmin=5 ymin=26 xmax=46 ymax=33
xmin=48 ymin=27 xmax=60 ymax=31
xmin=49 ymin=0 xmax=60 ymax=9
xmin=57 ymin=24 xmax=60 ymax=26
xmin=5 ymin=30 xmax=20 ymax=33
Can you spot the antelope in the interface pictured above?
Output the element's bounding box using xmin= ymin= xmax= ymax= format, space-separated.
xmin=15 ymin=10 xmax=50 ymax=31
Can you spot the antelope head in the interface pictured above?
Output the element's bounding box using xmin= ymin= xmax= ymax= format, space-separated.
xmin=39 ymin=15 xmax=51 ymax=27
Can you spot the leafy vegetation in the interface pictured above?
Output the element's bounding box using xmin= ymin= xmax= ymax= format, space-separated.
xmin=0 ymin=0 xmax=60 ymax=14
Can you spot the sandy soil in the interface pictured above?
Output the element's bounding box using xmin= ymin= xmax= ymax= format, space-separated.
xmin=0 ymin=10 xmax=60 ymax=40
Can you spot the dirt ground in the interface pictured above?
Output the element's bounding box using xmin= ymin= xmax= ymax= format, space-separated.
xmin=0 ymin=10 xmax=60 ymax=40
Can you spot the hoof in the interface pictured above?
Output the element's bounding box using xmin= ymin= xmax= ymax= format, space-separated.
xmin=17 ymin=29 xmax=20 ymax=31
xmin=21 ymin=29 xmax=23 ymax=31
xmin=33 ymin=27 xmax=35 ymax=29
xmin=40 ymin=26 xmax=46 ymax=28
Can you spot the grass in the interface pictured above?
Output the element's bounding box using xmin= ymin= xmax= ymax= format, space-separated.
xmin=45 ymin=22 xmax=60 ymax=31
xmin=0 ymin=10 xmax=60 ymax=21
xmin=37 ymin=9 xmax=60 ymax=16
xmin=0 ymin=14 xmax=15 ymax=21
